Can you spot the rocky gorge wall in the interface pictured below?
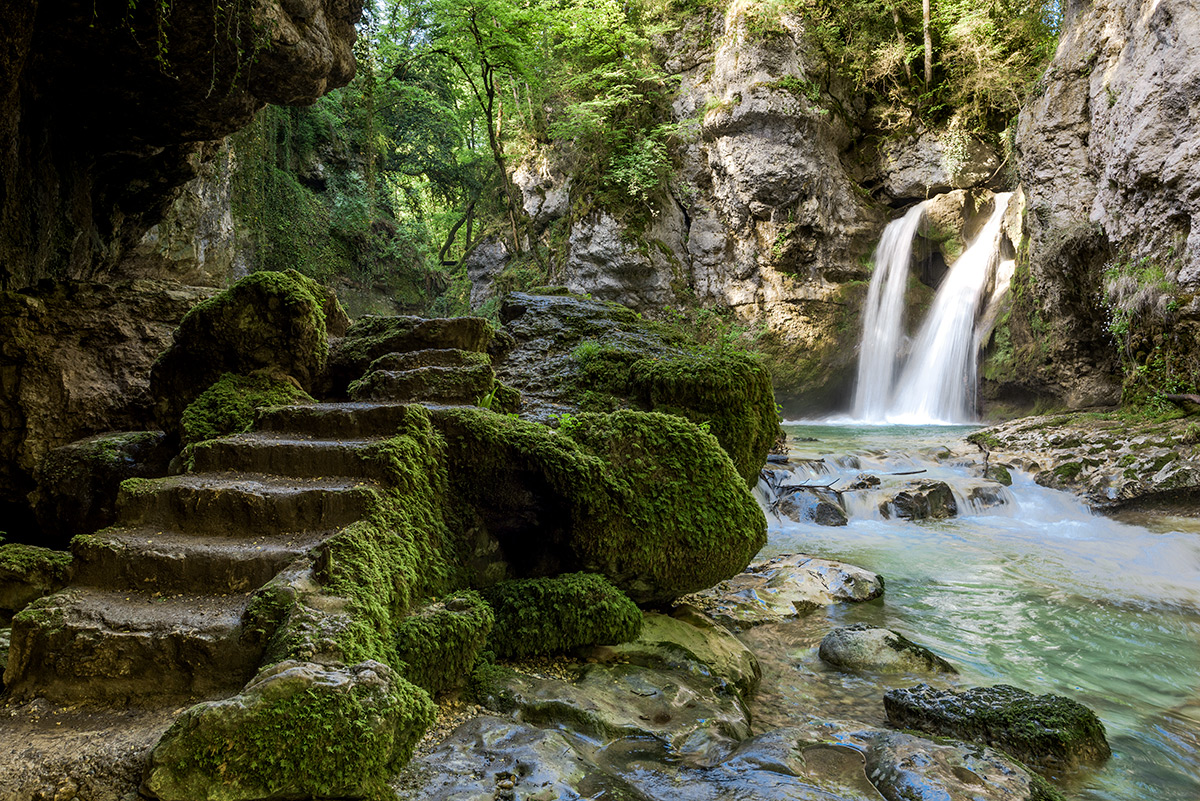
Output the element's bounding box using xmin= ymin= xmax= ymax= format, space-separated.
xmin=986 ymin=0 xmax=1200 ymax=410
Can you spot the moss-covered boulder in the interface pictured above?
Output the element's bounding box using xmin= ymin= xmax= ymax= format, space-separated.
xmin=483 ymin=573 xmax=642 ymax=658
xmin=394 ymin=590 xmax=494 ymax=695
xmin=144 ymin=660 xmax=435 ymax=801
xmin=324 ymin=315 xmax=494 ymax=395
xmin=151 ymin=270 xmax=344 ymax=434
xmin=29 ymin=431 xmax=172 ymax=548
xmin=180 ymin=372 xmax=315 ymax=446
xmin=0 ymin=544 xmax=73 ymax=617
xmin=883 ymin=683 xmax=1111 ymax=773
xmin=433 ymin=407 xmax=767 ymax=604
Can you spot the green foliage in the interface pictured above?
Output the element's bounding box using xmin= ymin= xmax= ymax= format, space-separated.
xmin=483 ymin=573 xmax=642 ymax=658
xmin=394 ymin=590 xmax=495 ymax=694
xmin=180 ymin=373 xmax=315 ymax=445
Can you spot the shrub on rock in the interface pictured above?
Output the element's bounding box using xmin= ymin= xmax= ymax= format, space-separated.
xmin=180 ymin=372 xmax=315 ymax=445
xmin=151 ymin=270 xmax=344 ymax=434
xmin=483 ymin=573 xmax=642 ymax=658
xmin=144 ymin=660 xmax=434 ymax=801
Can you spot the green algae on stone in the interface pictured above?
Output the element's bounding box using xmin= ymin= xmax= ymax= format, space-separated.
xmin=394 ymin=589 xmax=494 ymax=695
xmin=433 ymin=407 xmax=767 ymax=604
xmin=180 ymin=372 xmax=315 ymax=445
xmin=145 ymin=660 xmax=434 ymax=801
xmin=484 ymin=573 xmax=642 ymax=659
xmin=0 ymin=544 xmax=73 ymax=613
xmin=629 ymin=351 xmax=778 ymax=483
xmin=883 ymin=683 xmax=1111 ymax=773
xmin=151 ymin=270 xmax=343 ymax=433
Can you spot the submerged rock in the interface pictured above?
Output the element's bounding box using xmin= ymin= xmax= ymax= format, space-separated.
xmin=883 ymin=683 xmax=1111 ymax=773
xmin=684 ymin=554 xmax=884 ymax=628
xmin=818 ymin=624 xmax=957 ymax=675
xmin=880 ymin=480 xmax=957 ymax=520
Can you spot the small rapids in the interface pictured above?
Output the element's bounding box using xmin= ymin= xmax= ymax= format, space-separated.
xmin=756 ymin=422 xmax=1200 ymax=801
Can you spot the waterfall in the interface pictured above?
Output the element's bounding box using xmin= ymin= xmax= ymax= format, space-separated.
xmin=887 ymin=192 xmax=1014 ymax=424
xmin=851 ymin=202 xmax=929 ymax=422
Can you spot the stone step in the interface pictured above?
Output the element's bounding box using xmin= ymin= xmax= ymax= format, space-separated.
xmin=117 ymin=473 xmax=378 ymax=536
xmin=367 ymin=348 xmax=491 ymax=372
xmin=256 ymin=402 xmax=424 ymax=439
xmin=72 ymin=526 xmax=321 ymax=594
xmin=188 ymin=433 xmax=383 ymax=479
xmin=348 ymin=364 xmax=495 ymax=404
xmin=5 ymin=586 xmax=259 ymax=705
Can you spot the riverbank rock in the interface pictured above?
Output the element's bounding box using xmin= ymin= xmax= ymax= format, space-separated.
xmin=970 ymin=413 xmax=1200 ymax=509
xmin=880 ymin=480 xmax=958 ymax=520
xmin=883 ymin=683 xmax=1111 ymax=773
xmin=818 ymin=624 xmax=957 ymax=675
xmin=144 ymin=660 xmax=435 ymax=801
xmin=29 ymin=432 xmax=172 ymax=548
xmin=150 ymin=270 xmax=346 ymax=434
xmin=683 ymin=554 xmax=884 ymax=628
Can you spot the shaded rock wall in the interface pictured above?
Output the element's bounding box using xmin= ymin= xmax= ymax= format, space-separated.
xmin=0 ymin=0 xmax=360 ymax=291
xmin=999 ymin=0 xmax=1200 ymax=408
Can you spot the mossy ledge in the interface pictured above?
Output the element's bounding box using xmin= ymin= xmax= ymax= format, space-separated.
xmin=180 ymin=371 xmax=315 ymax=445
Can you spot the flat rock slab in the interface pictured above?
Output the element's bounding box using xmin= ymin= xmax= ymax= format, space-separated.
xmin=819 ymin=624 xmax=957 ymax=675
xmin=884 ymin=683 xmax=1111 ymax=773
xmin=683 ymin=554 xmax=884 ymax=628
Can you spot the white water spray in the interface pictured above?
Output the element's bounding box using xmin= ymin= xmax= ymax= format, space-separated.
xmin=887 ymin=192 xmax=1014 ymax=424
xmin=851 ymin=202 xmax=929 ymax=421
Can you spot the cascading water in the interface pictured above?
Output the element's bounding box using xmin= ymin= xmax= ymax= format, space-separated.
xmin=851 ymin=202 xmax=928 ymax=421
xmin=888 ymin=192 xmax=1014 ymax=423
xmin=851 ymin=192 xmax=1013 ymax=425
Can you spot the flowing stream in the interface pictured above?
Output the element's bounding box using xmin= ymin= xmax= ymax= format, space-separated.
xmin=754 ymin=422 xmax=1200 ymax=801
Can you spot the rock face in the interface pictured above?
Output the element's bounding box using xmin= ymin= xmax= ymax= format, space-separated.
xmin=880 ymin=128 xmax=1002 ymax=200
xmin=0 ymin=0 xmax=361 ymax=290
xmin=0 ymin=280 xmax=214 ymax=535
xmin=884 ymin=683 xmax=1112 ymax=773
xmin=991 ymin=0 xmax=1200 ymax=408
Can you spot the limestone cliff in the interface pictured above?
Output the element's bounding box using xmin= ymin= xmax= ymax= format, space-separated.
xmin=0 ymin=0 xmax=361 ymax=290
xmin=992 ymin=0 xmax=1200 ymax=409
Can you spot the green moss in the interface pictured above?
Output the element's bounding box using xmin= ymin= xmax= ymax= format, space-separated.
xmin=628 ymin=351 xmax=779 ymax=483
xmin=483 ymin=573 xmax=642 ymax=659
xmin=433 ymin=407 xmax=767 ymax=603
xmin=1052 ymin=461 xmax=1083 ymax=481
xmin=985 ymin=464 xmax=1013 ymax=486
xmin=181 ymin=372 xmax=315 ymax=445
xmin=394 ymin=590 xmax=495 ymax=695
xmin=967 ymin=431 xmax=1002 ymax=450
xmin=489 ymin=382 xmax=522 ymax=414
xmin=148 ymin=665 xmax=434 ymax=801
xmin=0 ymin=544 xmax=73 ymax=579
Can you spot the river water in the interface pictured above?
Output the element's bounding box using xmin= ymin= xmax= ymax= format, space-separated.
xmin=751 ymin=422 xmax=1200 ymax=801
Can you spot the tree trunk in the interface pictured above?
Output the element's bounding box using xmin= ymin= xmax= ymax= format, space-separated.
xmin=890 ymin=3 xmax=913 ymax=82
xmin=922 ymin=0 xmax=933 ymax=85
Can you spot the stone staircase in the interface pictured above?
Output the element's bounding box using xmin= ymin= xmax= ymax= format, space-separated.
xmin=4 ymin=347 xmax=497 ymax=708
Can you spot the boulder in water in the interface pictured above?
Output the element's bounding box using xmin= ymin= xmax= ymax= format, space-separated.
xmin=818 ymin=623 xmax=957 ymax=674
xmin=776 ymin=486 xmax=848 ymax=526
xmin=883 ymin=683 xmax=1111 ymax=772
xmin=881 ymin=480 xmax=957 ymax=520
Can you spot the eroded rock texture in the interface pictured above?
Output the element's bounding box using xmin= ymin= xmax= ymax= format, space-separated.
xmin=0 ymin=0 xmax=361 ymax=290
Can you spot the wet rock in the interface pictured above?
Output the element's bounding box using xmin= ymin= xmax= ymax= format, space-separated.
xmin=589 ymin=605 xmax=762 ymax=701
xmin=150 ymin=270 xmax=346 ymax=433
xmin=847 ymin=473 xmax=881 ymax=490
xmin=818 ymin=624 xmax=957 ymax=675
xmin=29 ymin=432 xmax=172 ymax=548
xmin=985 ymin=464 xmax=1013 ymax=486
xmin=883 ymin=683 xmax=1111 ymax=772
xmin=880 ymin=480 xmax=957 ymax=520
xmin=777 ymin=487 xmax=849 ymax=526
xmin=0 ymin=544 xmax=73 ymax=618
xmin=145 ymin=660 xmax=435 ymax=801
xmin=965 ymin=482 xmax=1010 ymax=511
xmin=685 ymin=554 xmax=884 ymax=628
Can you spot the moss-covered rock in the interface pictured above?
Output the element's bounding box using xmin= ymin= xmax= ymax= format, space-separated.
xmin=484 ymin=573 xmax=642 ymax=659
xmin=0 ymin=544 xmax=73 ymax=616
xmin=433 ymin=407 xmax=767 ymax=604
xmin=180 ymin=372 xmax=315 ymax=445
xmin=144 ymin=660 xmax=435 ymax=801
xmin=883 ymin=683 xmax=1111 ymax=773
xmin=29 ymin=431 xmax=172 ymax=548
xmin=151 ymin=270 xmax=343 ymax=434
xmin=629 ymin=352 xmax=778 ymax=483
xmin=394 ymin=590 xmax=494 ymax=695
xmin=347 ymin=364 xmax=496 ymax=405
